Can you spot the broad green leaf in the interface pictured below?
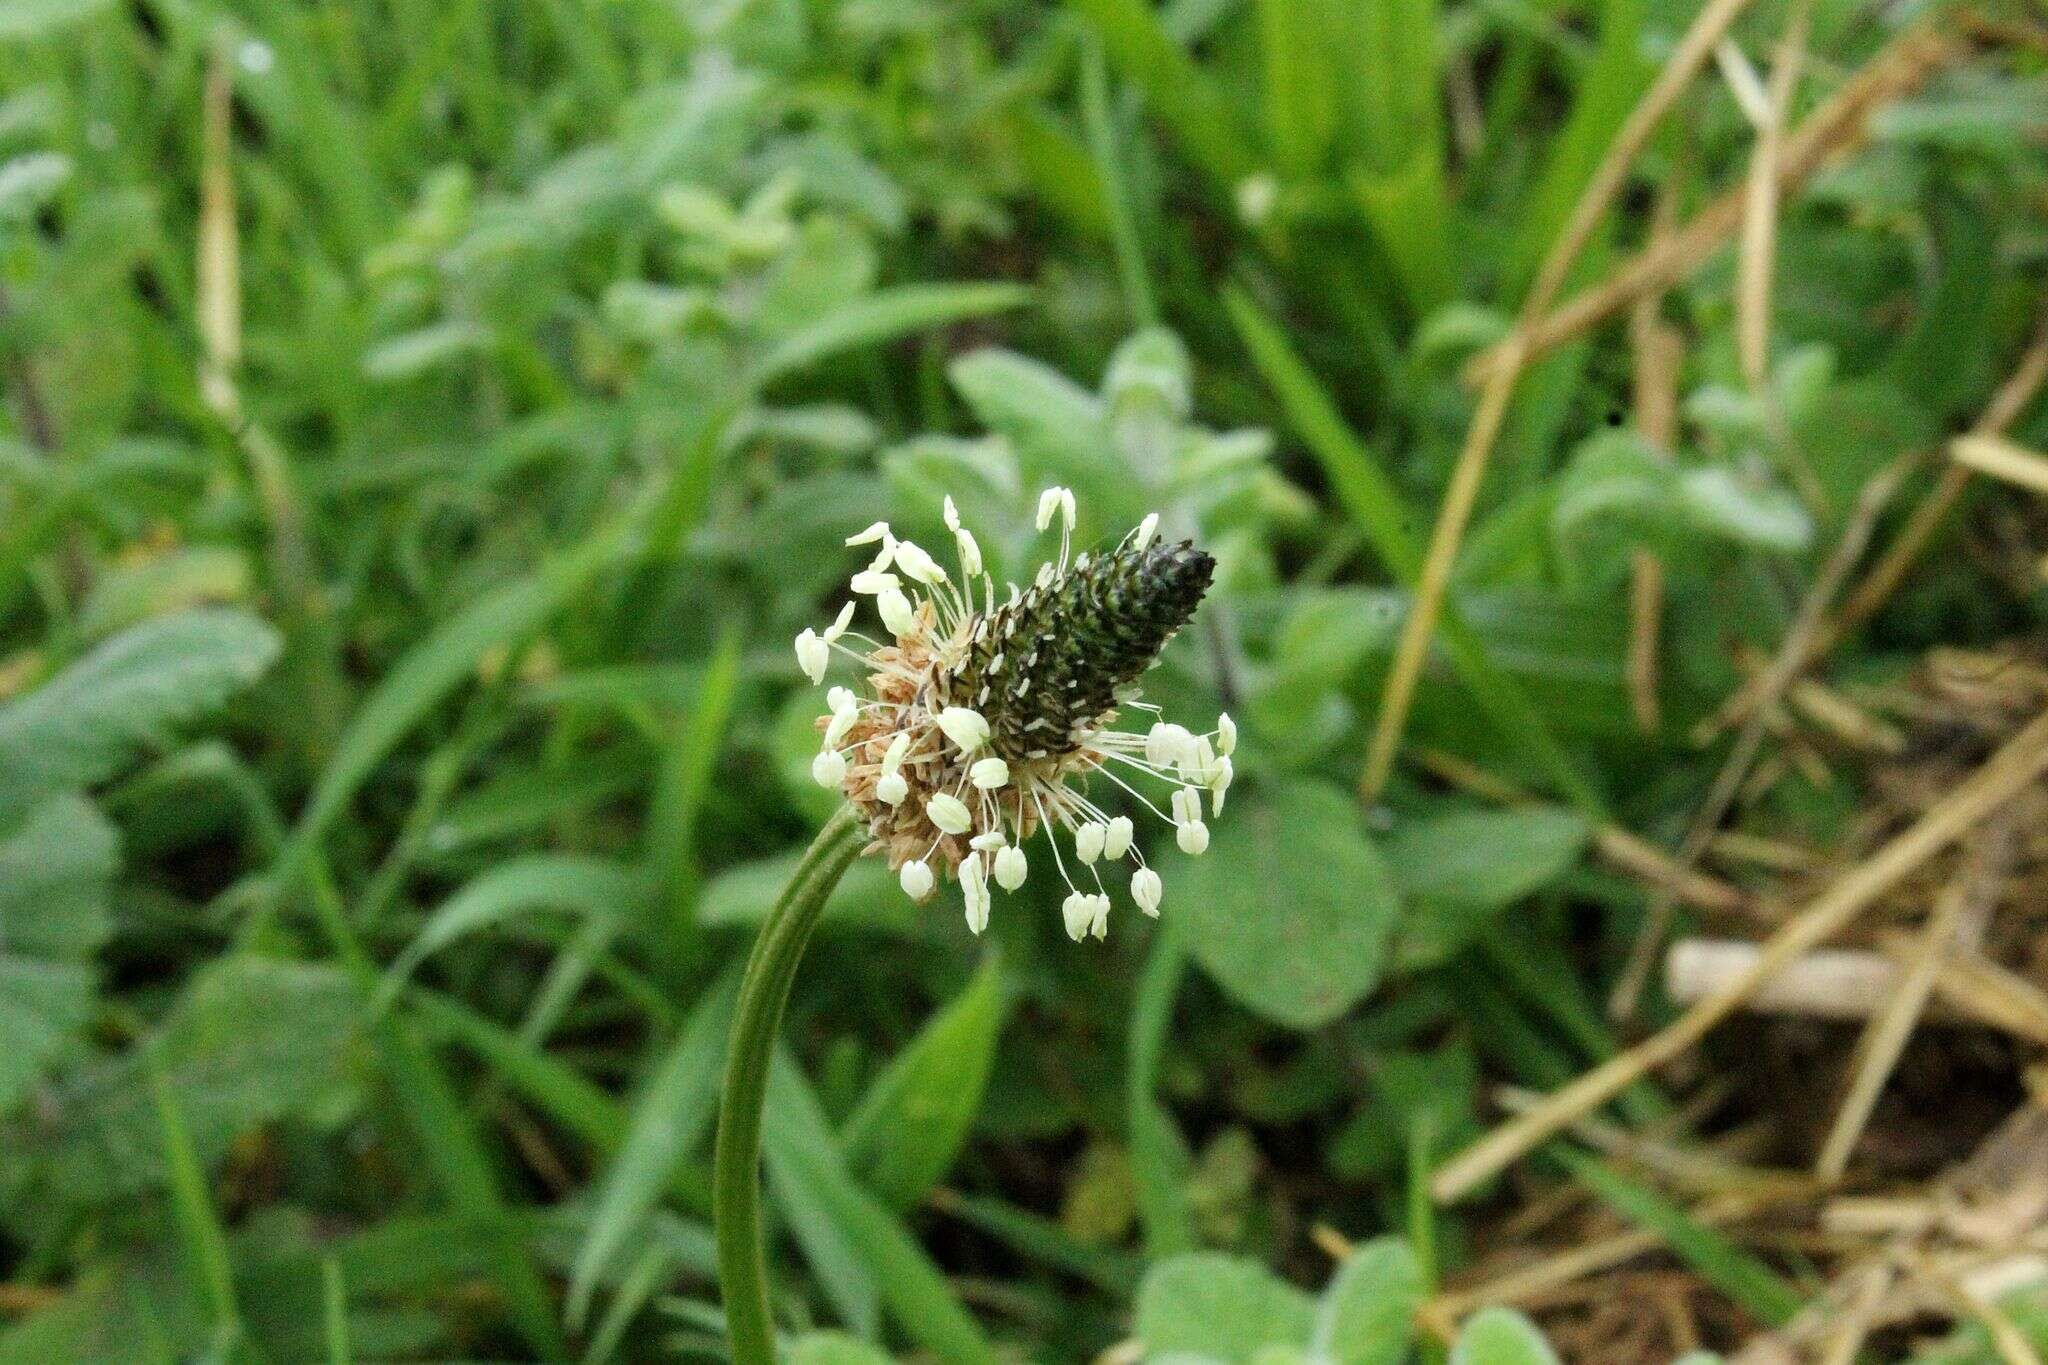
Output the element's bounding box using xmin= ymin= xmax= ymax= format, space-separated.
xmin=840 ymin=953 xmax=1007 ymax=1207
xmin=2 ymin=957 xmax=356 ymax=1209
xmin=1172 ymin=778 xmax=1400 ymax=1030
xmin=1310 ymin=1238 xmax=1422 ymax=1365
xmin=0 ymin=795 xmax=115 ymax=1110
xmin=0 ymin=610 xmax=280 ymax=828
xmin=1386 ymin=805 xmax=1588 ymax=966
xmin=1449 ymin=1308 xmax=1561 ymax=1365
xmin=752 ymin=283 xmax=1028 ymax=387
xmin=1136 ymin=1253 xmax=1315 ymax=1361
xmin=1386 ymin=806 xmax=1588 ymax=910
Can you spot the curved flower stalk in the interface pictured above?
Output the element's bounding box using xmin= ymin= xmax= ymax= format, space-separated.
xmin=716 ymin=491 xmax=1226 ymax=1364
xmin=794 ymin=487 xmax=1233 ymax=941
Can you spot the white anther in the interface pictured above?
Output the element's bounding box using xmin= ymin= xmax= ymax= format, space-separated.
xmin=899 ymin=859 xmax=935 ymax=901
xmin=794 ymin=629 xmax=828 ymax=684
xmin=970 ymin=756 xmax=1010 ymax=789
xmin=994 ymin=844 xmax=1027 ymax=891
xmin=876 ymin=588 xmax=916 ymax=637
xmin=811 ymin=749 xmax=847 ymax=788
xmin=1104 ymin=816 xmax=1134 ymax=860
xmin=892 ymin=539 xmax=946 ymax=585
xmin=1036 ymin=486 xmax=1076 ymax=532
xmin=936 ymin=706 xmax=990 ymax=753
xmin=850 ymin=569 xmax=901 ymax=595
xmin=1146 ymin=722 xmax=1193 ymax=767
xmin=1176 ymin=820 xmax=1210 ymax=855
xmin=1074 ymin=822 xmax=1106 ymax=865
xmin=1062 ymin=892 xmax=1092 ymax=942
xmin=1132 ymin=868 xmax=1162 ymax=916
xmin=962 ymin=857 xmax=990 ymax=934
xmin=927 ymin=792 xmax=972 ymax=835
xmin=845 ymin=521 xmax=892 ymax=546
xmin=876 ymin=772 xmax=908 ymax=805
xmin=823 ymin=707 xmax=856 ymax=747
xmin=1215 ymin=712 xmax=1237 ymax=756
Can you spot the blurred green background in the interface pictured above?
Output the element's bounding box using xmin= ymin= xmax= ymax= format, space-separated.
xmin=2 ymin=0 xmax=2046 ymax=1360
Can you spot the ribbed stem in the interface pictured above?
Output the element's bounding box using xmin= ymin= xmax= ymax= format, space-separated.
xmin=713 ymin=802 xmax=865 ymax=1365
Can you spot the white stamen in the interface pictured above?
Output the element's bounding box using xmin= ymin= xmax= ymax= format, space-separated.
xmin=969 ymin=830 xmax=1008 ymax=852
xmin=927 ymin=792 xmax=972 ymax=835
xmin=881 ymin=732 xmax=911 ymax=775
xmin=994 ymin=844 xmax=1028 ymax=890
xmin=822 ymin=601 xmax=857 ymax=643
xmin=1216 ymin=712 xmax=1237 ymax=756
xmin=1074 ymin=822 xmax=1106 ymax=865
xmin=811 ymin=749 xmax=847 ymax=788
xmin=1132 ymin=867 xmax=1162 ymax=916
xmin=1146 ymin=722 xmax=1193 ymax=766
xmin=877 ymin=588 xmax=917 ymax=637
xmin=962 ymin=857 xmax=991 ymax=934
xmin=1176 ymin=820 xmax=1210 ymax=855
xmin=823 ymin=707 xmax=856 ymax=747
xmin=893 ymin=539 xmax=946 ymax=585
xmin=955 ymin=527 xmax=982 ymax=578
xmin=827 ymin=686 xmax=856 ymax=714
xmin=851 ymin=569 xmax=901 ymax=595
xmin=900 ymin=859 xmax=935 ymax=900
xmin=795 ymin=629 xmax=828 ymax=684
xmin=943 ymin=496 xmax=962 ymax=532
xmin=1104 ymin=816 xmax=1134 ymax=860
xmin=1171 ymin=786 xmax=1201 ymax=825
xmin=1135 ymin=512 xmax=1160 ymax=547
xmin=969 ymin=756 xmax=1010 ymax=789
xmin=846 ymin=521 xmax=892 ymax=546
xmin=876 ymin=772 xmax=908 ymax=805
xmin=1061 ymin=891 xmax=1092 ymax=942
xmin=936 ymin=706 xmax=991 ymax=753
xmin=1087 ymin=894 xmax=1110 ymax=940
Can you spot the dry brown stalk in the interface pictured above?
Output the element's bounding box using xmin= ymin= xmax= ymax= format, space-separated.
xmin=1610 ymin=453 xmax=1916 ymax=1020
xmin=1463 ymin=24 xmax=1964 ymax=388
xmin=1361 ymin=337 xmax=1524 ymax=800
xmin=1814 ymin=821 xmax=2011 ymax=1182
xmin=1702 ymin=320 xmax=2048 ymax=741
xmin=1954 ymin=433 xmax=2048 ymax=497
xmin=1433 ymin=704 xmax=2048 ymax=1203
xmin=1359 ymin=0 xmax=1777 ymax=798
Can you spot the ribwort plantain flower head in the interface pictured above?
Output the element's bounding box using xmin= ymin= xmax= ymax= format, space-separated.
xmin=793 ymin=489 xmax=1231 ymax=941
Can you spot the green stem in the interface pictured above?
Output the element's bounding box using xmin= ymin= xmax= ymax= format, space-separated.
xmin=713 ymin=803 xmax=865 ymax=1364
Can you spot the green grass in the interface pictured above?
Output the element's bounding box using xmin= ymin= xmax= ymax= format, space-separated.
xmin=2 ymin=0 xmax=2047 ymax=1361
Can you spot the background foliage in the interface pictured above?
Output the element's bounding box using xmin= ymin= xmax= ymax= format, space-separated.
xmin=2 ymin=0 xmax=2046 ymax=1360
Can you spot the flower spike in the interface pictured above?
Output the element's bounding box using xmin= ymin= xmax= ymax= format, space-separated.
xmin=794 ymin=488 xmax=1219 ymax=940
